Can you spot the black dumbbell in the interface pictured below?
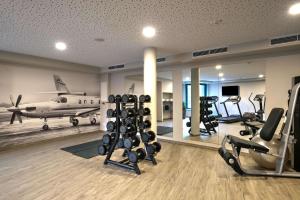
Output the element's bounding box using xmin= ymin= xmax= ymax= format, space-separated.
xmin=116 ymin=138 xmax=124 ymax=148
xmin=124 ymin=117 xmax=134 ymax=125
xmin=205 ymin=123 xmax=214 ymax=130
xmin=128 ymin=148 xmax=146 ymax=163
xmin=146 ymin=142 xmax=161 ymax=154
xmin=106 ymin=121 xmax=116 ymax=131
xmin=107 ymin=109 xmax=117 ymax=118
xmin=186 ymin=122 xmax=191 ymax=127
xmin=102 ymin=134 xmax=114 ymax=145
xmin=108 ymin=95 xmax=121 ymax=103
xmin=124 ymin=135 xmax=140 ymax=149
xmin=120 ymin=124 xmax=136 ymax=134
xmin=121 ymin=108 xmax=136 ymax=118
xmin=200 ymin=103 xmax=212 ymax=108
xmin=139 ymin=120 xmax=151 ymax=129
xmin=202 ymin=116 xmax=216 ymax=123
xmin=212 ymin=121 xmax=218 ymax=127
xmin=121 ymin=94 xmax=136 ymax=103
xmin=202 ymin=110 xmax=213 ymax=115
xmin=141 ymin=131 xmax=155 ymax=143
xmin=98 ymin=145 xmax=107 ymax=155
xmin=108 ymin=95 xmax=115 ymax=103
xmin=139 ymin=95 xmax=151 ymax=103
xmin=138 ymin=108 xmax=151 ymax=116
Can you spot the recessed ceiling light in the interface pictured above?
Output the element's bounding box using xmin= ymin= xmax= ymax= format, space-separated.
xmin=258 ymin=74 xmax=264 ymax=78
xmin=143 ymin=26 xmax=156 ymax=38
xmin=55 ymin=42 xmax=67 ymax=51
xmin=95 ymin=38 xmax=105 ymax=42
xmin=289 ymin=3 xmax=300 ymax=15
xmin=216 ymin=65 xmax=222 ymax=70
xmin=218 ymin=72 xmax=224 ymax=77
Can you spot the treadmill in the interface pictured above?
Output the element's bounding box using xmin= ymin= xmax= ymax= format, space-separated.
xmin=210 ymin=96 xmax=222 ymax=119
xmin=218 ymin=96 xmax=243 ymax=123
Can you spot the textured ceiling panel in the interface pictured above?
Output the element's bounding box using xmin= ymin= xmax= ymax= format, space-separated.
xmin=0 ymin=0 xmax=299 ymax=67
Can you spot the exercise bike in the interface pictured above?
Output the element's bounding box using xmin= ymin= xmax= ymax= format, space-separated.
xmin=240 ymin=93 xmax=265 ymax=136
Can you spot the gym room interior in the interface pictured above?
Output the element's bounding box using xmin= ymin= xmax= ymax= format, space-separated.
xmin=1 ymin=1 xmax=300 ymax=200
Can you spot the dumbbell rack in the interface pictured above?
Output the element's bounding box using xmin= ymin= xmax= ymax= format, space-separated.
xmin=99 ymin=94 xmax=160 ymax=175
xmin=138 ymin=101 xmax=157 ymax=165
xmin=186 ymin=96 xmax=219 ymax=135
xmin=200 ymin=97 xmax=218 ymax=135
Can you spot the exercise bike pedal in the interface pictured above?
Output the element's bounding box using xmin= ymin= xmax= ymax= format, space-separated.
xmin=239 ymin=130 xmax=251 ymax=136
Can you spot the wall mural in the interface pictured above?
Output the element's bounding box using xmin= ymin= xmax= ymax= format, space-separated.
xmin=0 ymin=72 xmax=100 ymax=150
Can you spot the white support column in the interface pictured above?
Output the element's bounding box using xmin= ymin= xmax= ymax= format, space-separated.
xmin=100 ymin=73 xmax=111 ymax=131
xmin=144 ymin=47 xmax=157 ymax=133
xmin=172 ymin=68 xmax=183 ymax=140
xmin=157 ymin=81 xmax=163 ymax=122
xmin=191 ymin=67 xmax=200 ymax=136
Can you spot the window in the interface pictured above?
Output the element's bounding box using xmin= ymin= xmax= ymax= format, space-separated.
xmin=98 ymin=100 xmax=101 ymax=104
xmin=60 ymin=97 xmax=67 ymax=103
xmin=91 ymin=100 xmax=94 ymax=104
xmin=84 ymin=100 xmax=87 ymax=104
xmin=79 ymin=100 xmax=81 ymax=104
xmin=185 ymin=83 xmax=207 ymax=109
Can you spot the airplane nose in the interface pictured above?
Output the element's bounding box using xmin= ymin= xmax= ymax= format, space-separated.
xmin=7 ymin=107 xmax=20 ymax=112
xmin=7 ymin=107 xmax=14 ymax=112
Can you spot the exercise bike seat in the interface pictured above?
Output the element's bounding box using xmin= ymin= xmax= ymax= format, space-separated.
xmin=227 ymin=135 xmax=269 ymax=153
xmin=243 ymin=121 xmax=264 ymax=130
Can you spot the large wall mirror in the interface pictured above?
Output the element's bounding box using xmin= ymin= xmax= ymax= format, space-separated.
xmin=181 ymin=59 xmax=266 ymax=145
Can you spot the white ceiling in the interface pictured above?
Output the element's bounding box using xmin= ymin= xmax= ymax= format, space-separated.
xmin=158 ymin=60 xmax=266 ymax=82
xmin=0 ymin=0 xmax=299 ymax=67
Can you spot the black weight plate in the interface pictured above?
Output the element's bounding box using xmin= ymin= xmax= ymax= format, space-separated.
xmin=148 ymin=131 xmax=155 ymax=141
xmin=121 ymin=95 xmax=129 ymax=103
xmin=107 ymin=109 xmax=115 ymax=118
xmin=120 ymin=125 xmax=127 ymax=133
xmin=121 ymin=110 xmax=128 ymax=118
xmin=128 ymin=151 xmax=138 ymax=163
xmin=136 ymin=148 xmax=146 ymax=160
xmin=153 ymin=142 xmax=161 ymax=152
xmin=106 ymin=121 xmax=115 ymax=131
xmin=144 ymin=95 xmax=151 ymax=102
xmin=98 ymin=145 xmax=107 ymax=155
xmin=124 ymin=138 xmax=132 ymax=149
xmin=138 ymin=108 xmax=145 ymax=116
xmin=117 ymin=139 xmax=124 ymax=148
xmin=146 ymin=145 xmax=155 ymax=154
xmin=125 ymin=117 xmax=134 ymax=125
xmin=108 ymin=95 xmax=115 ymax=103
xmin=139 ymin=95 xmax=145 ymax=103
xmin=133 ymin=136 xmax=140 ymax=146
xmin=102 ymin=134 xmax=111 ymax=145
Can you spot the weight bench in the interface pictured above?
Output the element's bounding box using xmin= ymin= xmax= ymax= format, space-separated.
xmin=219 ymin=108 xmax=284 ymax=175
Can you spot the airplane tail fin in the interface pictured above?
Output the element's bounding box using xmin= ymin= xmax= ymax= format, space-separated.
xmin=53 ymin=75 xmax=70 ymax=94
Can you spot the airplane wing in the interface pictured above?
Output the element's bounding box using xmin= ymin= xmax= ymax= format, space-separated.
xmin=39 ymin=91 xmax=69 ymax=95
xmin=39 ymin=91 xmax=86 ymax=96
xmin=76 ymin=107 xmax=100 ymax=117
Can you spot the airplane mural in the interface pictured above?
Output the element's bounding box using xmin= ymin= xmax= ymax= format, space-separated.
xmin=7 ymin=75 xmax=100 ymax=130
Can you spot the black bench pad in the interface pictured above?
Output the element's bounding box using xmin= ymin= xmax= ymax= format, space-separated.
xmin=227 ymin=135 xmax=269 ymax=153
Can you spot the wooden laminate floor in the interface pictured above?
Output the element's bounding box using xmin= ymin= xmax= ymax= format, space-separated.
xmin=1 ymin=132 xmax=300 ymax=200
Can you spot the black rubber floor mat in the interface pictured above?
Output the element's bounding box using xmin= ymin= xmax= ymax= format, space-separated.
xmin=61 ymin=140 xmax=102 ymax=159
xmin=157 ymin=126 xmax=173 ymax=135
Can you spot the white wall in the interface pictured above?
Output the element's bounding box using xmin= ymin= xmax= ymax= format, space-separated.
xmin=109 ymin=70 xmax=143 ymax=96
xmin=208 ymin=81 xmax=265 ymax=117
xmin=162 ymin=80 xmax=173 ymax=93
xmin=265 ymin=54 xmax=300 ymax=115
xmin=0 ymin=63 xmax=100 ymax=105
